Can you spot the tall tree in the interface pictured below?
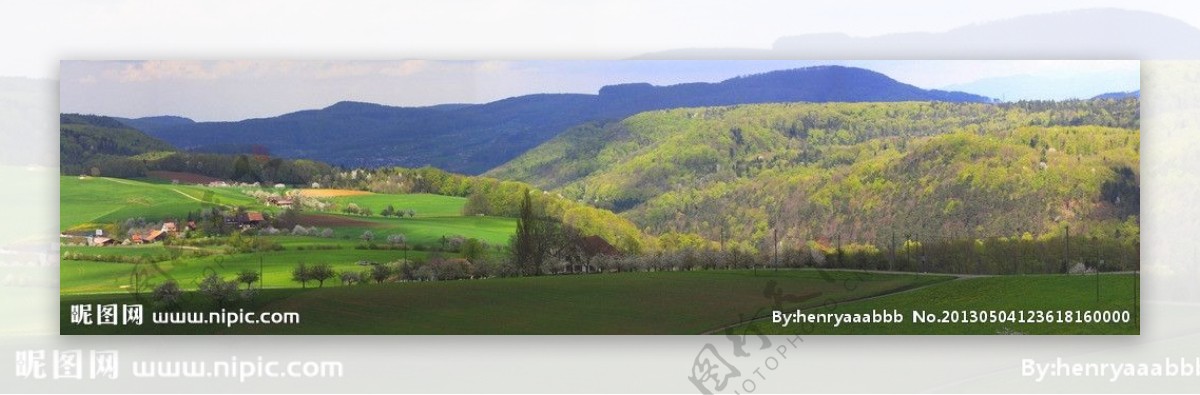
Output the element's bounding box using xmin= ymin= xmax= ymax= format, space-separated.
xmin=231 ymin=154 xmax=256 ymax=182
xmin=511 ymin=190 xmax=545 ymax=276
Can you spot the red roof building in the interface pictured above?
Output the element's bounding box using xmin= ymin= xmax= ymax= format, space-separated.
xmin=580 ymin=235 xmax=621 ymax=257
xmin=144 ymin=230 xmax=165 ymax=242
xmin=237 ymin=211 xmax=265 ymax=225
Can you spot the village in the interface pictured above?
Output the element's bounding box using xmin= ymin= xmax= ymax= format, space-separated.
xmin=63 ymin=211 xmax=270 ymax=247
xmin=60 ymin=178 xmax=305 ymax=247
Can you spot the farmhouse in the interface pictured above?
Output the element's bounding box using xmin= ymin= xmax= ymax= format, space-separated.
xmin=143 ymin=230 xmax=165 ymax=243
xmin=561 ymin=235 xmax=622 ymax=274
xmin=161 ymin=222 xmax=178 ymax=234
xmin=580 ymin=235 xmax=621 ymax=257
xmin=236 ymin=211 xmax=266 ymax=226
xmin=89 ymin=236 xmax=114 ymax=246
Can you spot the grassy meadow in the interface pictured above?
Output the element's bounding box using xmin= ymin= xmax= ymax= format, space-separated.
xmin=60 ymin=176 xmax=258 ymax=232
xmin=60 ymin=175 xmax=515 ymax=296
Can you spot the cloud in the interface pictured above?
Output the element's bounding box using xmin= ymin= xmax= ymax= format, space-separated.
xmin=113 ymin=60 xmax=248 ymax=82
xmin=378 ymin=60 xmax=431 ymax=77
xmin=474 ymin=60 xmax=512 ymax=73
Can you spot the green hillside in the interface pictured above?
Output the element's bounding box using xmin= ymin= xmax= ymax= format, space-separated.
xmin=328 ymin=192 xmax=467 ymax=218
xmin=60 ymin=176 xmax=259 ymax=232
xmin=488 ymin=100 xmax=1140 ymax=252
xmin=60 ymin=114 xmax=177 ymax=177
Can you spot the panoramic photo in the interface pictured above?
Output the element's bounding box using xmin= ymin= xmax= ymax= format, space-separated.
xmin=57 ymin=60 xmax=1140 ymax=334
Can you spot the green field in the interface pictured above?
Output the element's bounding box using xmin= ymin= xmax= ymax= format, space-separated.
xmin=60 ymin=176 xmax=259 ymax=231
xmin=310 ymin=214 xmax=517 ymax=248
xmin=60 ymin=175 xmax=516 ymax=296
xmin=60 ymin=269 xmax=952 ymax=334
xmin=329 ymin=193 xmax=467 ymax=217
xmin=62 ymin=243 xmax=181 ymax=258
xmin=735 ymin=273 xmax=1139 ymax=335
xmin=60 ymin=176 xmax=514 ymax=247
xmin=61 ymin=246 xmax=447 ymax=294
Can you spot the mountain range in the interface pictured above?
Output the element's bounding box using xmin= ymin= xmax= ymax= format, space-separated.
xmin=117 ymin=66 xmax=992 ymax=174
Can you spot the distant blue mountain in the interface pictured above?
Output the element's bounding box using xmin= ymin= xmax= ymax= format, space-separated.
xmin=116 ymin=115 xmax=195 ymax=132
xmin=120 ymin=66 xmax=992 ymax=174
xmin=1093 ymin=90 xmax=1140 ymax=100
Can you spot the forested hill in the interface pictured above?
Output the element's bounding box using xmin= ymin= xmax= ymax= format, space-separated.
xmin=60 ymin=113 xmax=177 ymax=176
xmin=115 ymin=115 xmax=195 ymax=132
xmin=60 ymin=113 xmax=340 ymax=184
xmin=121 ymin=66 xmax=992 ymax=175
xmin=488 ymin=99 xmax=1140 ymax=251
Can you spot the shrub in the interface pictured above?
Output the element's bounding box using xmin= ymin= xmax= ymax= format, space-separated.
xmin=198 ymin=273 xmax=239 ymax=307
xmin=309 ymin=263 xmax=336 ymax=287
xmin=292 ymin=263 xmax=311 ymax=288
xmin=369 ymin=263 xmax=393 ymax=284
xmin=151 ymin=280 xmax=184 ymax=310
xmin=236 ymin=269 xmax=260 ymax=289
xmin=340 ymin=271 xmax=362 ymax=286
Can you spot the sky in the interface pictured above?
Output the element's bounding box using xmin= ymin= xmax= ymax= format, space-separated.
xmin=59 ymin=60 xmax=1140 ymax=121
